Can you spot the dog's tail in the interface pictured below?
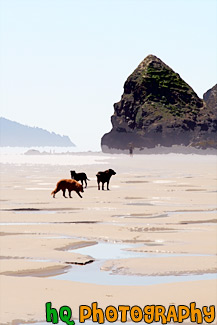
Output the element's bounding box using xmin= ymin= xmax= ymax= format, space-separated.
xmin=87 ymin=178 xmax=90 ymax=181
xmin=51 ymin=189 xmax=57 ymax=198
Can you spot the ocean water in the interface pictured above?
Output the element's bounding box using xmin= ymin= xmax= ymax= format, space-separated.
xmin=0 ymin=146 xmax=112 ymax=166
xmin=0 ymin=146 xmax=85 ymax=154
xmin=1 ymin=146 xmax=217 ymax=167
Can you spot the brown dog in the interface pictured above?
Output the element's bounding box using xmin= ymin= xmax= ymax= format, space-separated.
xmin=96 ymin=169 xmax=116 ymax=190
xmin=51 ymin=179 xmax=84 ymax=198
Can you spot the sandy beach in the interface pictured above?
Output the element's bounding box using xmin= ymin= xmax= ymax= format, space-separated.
xmin=0 ymin=152 xmax=217 ymax=324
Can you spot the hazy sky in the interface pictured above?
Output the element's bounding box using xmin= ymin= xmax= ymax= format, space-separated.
xmin=0 ymin=0 xmax=217 ymax=151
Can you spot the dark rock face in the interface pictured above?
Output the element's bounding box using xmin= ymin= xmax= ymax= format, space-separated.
xmin=203 ymin=84 xmax=217 ymax=112
xmin=101 ymin=55 xmax=217 ymax=151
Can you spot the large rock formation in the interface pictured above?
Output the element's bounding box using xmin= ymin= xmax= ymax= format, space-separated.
xmin=101 ymin=55 xmax=217 ymax=152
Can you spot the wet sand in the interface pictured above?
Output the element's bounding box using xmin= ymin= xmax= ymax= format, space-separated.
xmin=0 ymin=153 xmax=217 ymax=324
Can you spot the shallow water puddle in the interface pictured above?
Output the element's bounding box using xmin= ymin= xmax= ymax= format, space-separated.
xmin=0 ymin=221 xmax=98 ymax=225
xmin=168 ymin=209 xmax=217 ymax=224
xmin=114 ymin=209 xmax=217 ymax=220
xmin=14 ymin=210 xmax=56 ymax=214
xmin=112 ymin=213 xmax=169 ymax=219
xmin=2 ymin=207 xmax=81 ymax=213
xmin=54 ymin=261 xmax=217 ymax=286
xmin=69 ymin=242 xmax=147 ymax=260
xmin=168 ymin=209 xmax=217 ymax=215
xmin=53 ymin=242 xmax=217 ymax=286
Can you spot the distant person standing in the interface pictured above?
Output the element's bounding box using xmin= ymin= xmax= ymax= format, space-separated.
xmin=128 ymin=142 xmax=134 ymax=157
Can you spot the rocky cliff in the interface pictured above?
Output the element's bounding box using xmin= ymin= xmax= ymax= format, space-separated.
xmin=203 ymin=84 xmax=217 ymax=113
xmin=101 ymin=55 xmax=217 ymax=152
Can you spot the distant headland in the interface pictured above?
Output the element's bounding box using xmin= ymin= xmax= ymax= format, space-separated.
xmin=0 ymin=117 xmax=75 ymax=147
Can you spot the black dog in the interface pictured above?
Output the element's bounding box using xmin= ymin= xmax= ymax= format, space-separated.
xmin=70 ymin=170 xmax=90 ymax=188
xmin=96 ymin=169 xmax=116 ymax=190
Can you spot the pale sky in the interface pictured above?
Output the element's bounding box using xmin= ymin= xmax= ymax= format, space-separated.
xmin=0 ymin=0 xmax=217 ymax=151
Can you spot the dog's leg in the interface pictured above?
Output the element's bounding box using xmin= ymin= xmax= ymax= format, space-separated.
xmin=76 ymin=191 xmax=82 ymax=198
xmin=107 ymin=181 xmax=110 ymax=190
xmin=62 ymin=189 xmax=67 ymax=198
xmin=102 ymin=182 xmax=104 ymax=190
xmin=69 ymin=190 xmax=72 ymax=198
xmin=85 ymin=179 xmax=87 ymax=188
xmin=97 ymin=180 xmax=100 ymax=190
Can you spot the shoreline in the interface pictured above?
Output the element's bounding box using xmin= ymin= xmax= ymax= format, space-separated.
xmin=1 ymin=145 xmax=217 ymax=156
